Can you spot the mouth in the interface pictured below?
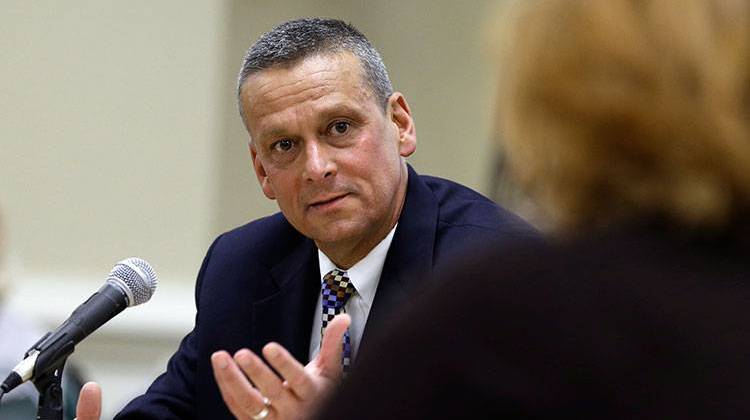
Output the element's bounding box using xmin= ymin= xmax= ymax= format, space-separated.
xmin=308 ymin=193 xmax=350 ymax=211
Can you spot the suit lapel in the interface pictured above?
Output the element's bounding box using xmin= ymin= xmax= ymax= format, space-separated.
xmin=361 ymin=165 xmax=438 ymax=347
xmin=251 ymin=237 xmax=320 ymax=363
xmin=250 ymin=166 xmax=438 ymax=361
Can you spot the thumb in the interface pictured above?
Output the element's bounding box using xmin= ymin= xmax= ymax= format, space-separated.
xmin=75 ymin=382 xmax=102 ymax=420
xmin=316 ymin=314 xmax=351 ymax=378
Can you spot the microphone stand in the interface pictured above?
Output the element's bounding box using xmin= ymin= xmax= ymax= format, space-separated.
xmin=33 ymin=358 xmax=67 ymax=420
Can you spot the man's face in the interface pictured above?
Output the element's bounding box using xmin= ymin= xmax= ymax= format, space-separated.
xmin=240 ymin=53 xmax=416 ymax=255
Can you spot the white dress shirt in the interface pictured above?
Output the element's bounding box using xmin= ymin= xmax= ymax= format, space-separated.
xmin=308 ymin=225 xmax=397 ymax=362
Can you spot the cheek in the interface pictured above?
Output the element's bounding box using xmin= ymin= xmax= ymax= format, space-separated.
xmin=267 ymin=172 xmax=299 ymax=205
xmin=356 ymin=154 xmax=402 ymax=204
xmin=356 ymin=130 xmax=400 ymax=167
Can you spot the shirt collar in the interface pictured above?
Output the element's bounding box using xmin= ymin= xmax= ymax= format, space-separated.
xmin=317 ymin=224 xmax=398 ymax=305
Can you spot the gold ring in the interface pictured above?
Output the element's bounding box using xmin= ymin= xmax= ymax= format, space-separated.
xmin=251 ymin=406 xmax=270 ymax=420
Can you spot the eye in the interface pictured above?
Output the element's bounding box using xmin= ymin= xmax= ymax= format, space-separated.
xmin=272 ymin=139 xmax=294 ymax=152
xmin=330 ymin=121 xmax=350 ymax=135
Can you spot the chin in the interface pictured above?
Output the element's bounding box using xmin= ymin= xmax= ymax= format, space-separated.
xmin=308 ymin=220 xmax=369 ymax=245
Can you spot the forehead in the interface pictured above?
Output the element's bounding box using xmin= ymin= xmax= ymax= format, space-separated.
xmin=240 ymin=53 xmax=376 ymax=125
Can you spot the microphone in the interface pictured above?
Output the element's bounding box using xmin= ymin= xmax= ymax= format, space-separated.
xmin=0 ymin=257 xmax=158 ymax=395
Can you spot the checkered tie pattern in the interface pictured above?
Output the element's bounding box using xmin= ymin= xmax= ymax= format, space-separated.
xmin=321 ymin=269 xmax=356 ymax=372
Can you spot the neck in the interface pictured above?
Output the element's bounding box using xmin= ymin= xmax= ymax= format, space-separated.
xmin=319 ymin=223 xmax=395 ymax=269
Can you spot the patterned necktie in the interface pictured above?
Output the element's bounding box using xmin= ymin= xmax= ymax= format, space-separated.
xmin=321 ymin=269 xmax=356 ymax=372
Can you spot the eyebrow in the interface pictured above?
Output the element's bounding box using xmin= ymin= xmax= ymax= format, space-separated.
xmin=257 ymin=127 xmax=290 ymax=142
xmin=257 ymin=101 xmax=371 ymax=142
xmin=317 ymin=102 xmax=369 ymax=121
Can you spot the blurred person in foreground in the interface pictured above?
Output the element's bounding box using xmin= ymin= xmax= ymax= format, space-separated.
xmin=0 ymin=215 xmax=83 ymax=419
xmin=317 ymin=0 xmax=750 ymax=418
xmin=75 ymin=17 xmax=537 ymax=420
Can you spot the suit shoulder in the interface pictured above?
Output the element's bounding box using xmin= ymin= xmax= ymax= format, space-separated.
xmin=210 ymin=212 xmax=307 ymax=268
xmin=419 ymin=174 xmax=537 ymax=237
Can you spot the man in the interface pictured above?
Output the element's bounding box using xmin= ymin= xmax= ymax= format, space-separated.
xmin=77 ymin=18 xmax=536 ymax=419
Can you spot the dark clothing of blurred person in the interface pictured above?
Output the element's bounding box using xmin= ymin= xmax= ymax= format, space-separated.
xmin=322 ymin=218 xmax=750 ymax=418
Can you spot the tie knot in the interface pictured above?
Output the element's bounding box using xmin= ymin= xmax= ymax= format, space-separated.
xmin=322 ymin=269 xmax=355 ymax=309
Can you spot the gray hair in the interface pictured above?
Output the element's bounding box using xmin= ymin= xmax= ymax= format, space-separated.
xmin=237 ymin=18 xmax=393 ymax=120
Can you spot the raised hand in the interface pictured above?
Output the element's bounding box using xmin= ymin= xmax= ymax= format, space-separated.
xmin=211 ymin=314 xmax=350 ymax=420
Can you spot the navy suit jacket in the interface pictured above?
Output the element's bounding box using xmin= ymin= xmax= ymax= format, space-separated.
xmin=116 ymin=165 xmax=536 ymax=419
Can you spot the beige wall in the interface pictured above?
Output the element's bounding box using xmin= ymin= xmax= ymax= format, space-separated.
xmin=1 ymin=1 xmax=500 ymax=417
xmin=1 ymin=1 xmax=225 ymax=281
xmin=2 ymin=0 xmax=499 ymax=284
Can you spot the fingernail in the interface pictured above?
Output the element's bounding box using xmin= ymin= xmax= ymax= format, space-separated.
xmin=234 ymin=349 xmax=250 ymax=363
xmin=265 ymin=346 xmax=279 ymax=359
xmin=212 ymin=352 xmax=228 ymax=369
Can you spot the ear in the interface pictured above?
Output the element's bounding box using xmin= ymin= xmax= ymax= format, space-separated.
xmin=388 ymin=92 xmax=417 ymax=157
xmin=250 ymin=142 xmax=276 ymax=200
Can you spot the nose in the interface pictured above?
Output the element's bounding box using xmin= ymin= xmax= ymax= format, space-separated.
xmin=303 ymin=140 xmax=336 ymax=182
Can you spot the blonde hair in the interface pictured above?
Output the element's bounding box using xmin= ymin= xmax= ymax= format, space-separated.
xmin=495 ymin=0 xmax=750 ymax=232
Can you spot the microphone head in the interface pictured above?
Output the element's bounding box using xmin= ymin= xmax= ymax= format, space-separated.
xmin=107 ymin=257 xmax=158 ymax=307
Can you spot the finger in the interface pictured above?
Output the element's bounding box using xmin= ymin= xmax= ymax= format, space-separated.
xmin=234 ymin=348 xmax=285 ymax=400
xmin=211 ymin=351 xmax=268 ymax=419
xmin=76 ymin=382 xmax=102 ymax=420
xmin=317 ymin=314 xmax=351 ymax=378
xmin=262 ymin=342 xmax=316 ymax=400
